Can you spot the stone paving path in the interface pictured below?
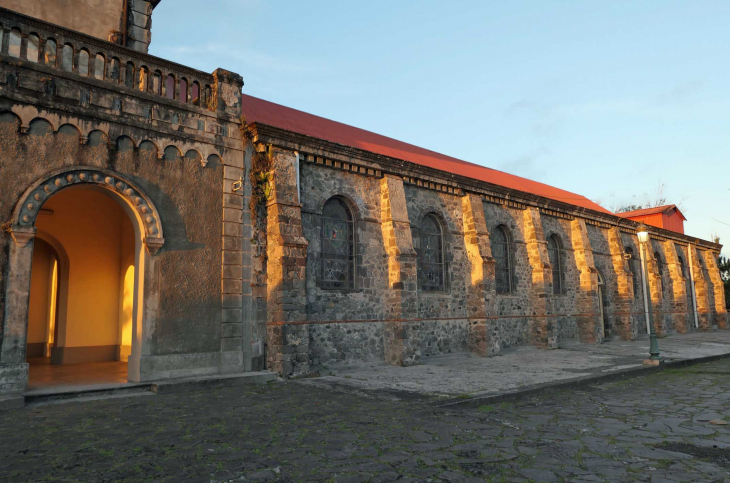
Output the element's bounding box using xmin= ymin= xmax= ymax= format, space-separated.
xmin=309 ymin=331 xmax=730 ymax=397
xmin=4 ymin=359 xmax=730 ymax=482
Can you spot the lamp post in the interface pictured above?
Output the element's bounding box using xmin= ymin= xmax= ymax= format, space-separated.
xmin=636 ymin=223 xmax=662 ymax=364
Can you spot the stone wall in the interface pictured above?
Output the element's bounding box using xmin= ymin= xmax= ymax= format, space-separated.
xmin=257 ymin=153 xmax=728 ymax=375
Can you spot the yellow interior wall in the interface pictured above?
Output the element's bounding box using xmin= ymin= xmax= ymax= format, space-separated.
xmin=27 ymin=238 xmax=55 ymax=344
xmin=36 ymin=187 xmax=134 ymax=349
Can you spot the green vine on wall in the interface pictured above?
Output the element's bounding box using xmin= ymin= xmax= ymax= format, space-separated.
xmin=249 ymin=144 xmax=273 ymax=245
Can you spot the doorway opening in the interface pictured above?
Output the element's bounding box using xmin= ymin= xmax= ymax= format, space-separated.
xmin=26 ymin=185 xmax=137 ymax=390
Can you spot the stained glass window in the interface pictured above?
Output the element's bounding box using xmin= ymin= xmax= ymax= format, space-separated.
xmin=492 ymin=225 xmax=513 ymax=294
xmin=547 ymin=234 xmax=565 ymax=294
xmin=420 ymin=215 xmax=445 ymax=291
xmin=321 ymin=198 xmax=354 ymax=289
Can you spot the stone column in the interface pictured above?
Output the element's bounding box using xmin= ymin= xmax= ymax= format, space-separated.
xmin=644 ymin=243 xmax=666 ymax=336
xmin=523 ymin=208 xmax=557 ymax=349
xmin=569 ymin=219 xmax=602 ymax=343
xmin=380 ymin=175 xmax=420 ymax=366
xmin=661 ymin=240 xmax=689 ymax=334
xmin=0 ymin=226 xmax=35 ymax=404
xmin=461 ymin=193 xmax=499 ymax=356
xmin=607 ymin=227 xmax=635 ymax=340
xmin=689 ymin=244 xmax=711 ymax=331
xmin=265 ymin=148 xmax=309 ymax=376
xmin=703 ymin=250 xmax=728 ymax=328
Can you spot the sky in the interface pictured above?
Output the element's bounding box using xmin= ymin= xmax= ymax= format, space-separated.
xmin=152 ymin=0 xmax=730 ymax=255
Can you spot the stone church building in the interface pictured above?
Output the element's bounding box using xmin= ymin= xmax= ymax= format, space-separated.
xmin=0 ymin=0 xmax=726 ymax=404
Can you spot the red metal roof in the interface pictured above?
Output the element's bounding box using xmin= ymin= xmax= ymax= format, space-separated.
xmin=241 ymin=94 xmax=612 ymax=214
xmin=617 ymin=204 xmax=686 ymax=220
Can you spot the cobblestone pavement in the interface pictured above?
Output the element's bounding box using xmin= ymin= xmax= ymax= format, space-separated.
xmin=4 ymin=361 xmax=730 ymax=482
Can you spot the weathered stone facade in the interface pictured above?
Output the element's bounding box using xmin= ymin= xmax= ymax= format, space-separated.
xmin=0 ymin=5 xmax=251 ymax=401
xmin=245 ymin=127 xmax=728 ymax=376
xmin=0 ymin=0 xmax=727 ymax=404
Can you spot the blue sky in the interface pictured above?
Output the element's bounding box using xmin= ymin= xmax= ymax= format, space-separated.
xmin=152 ymin=0 xmax=730 ymax=255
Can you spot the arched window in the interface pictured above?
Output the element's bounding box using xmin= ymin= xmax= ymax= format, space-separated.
xmin=320 ymin=197 xmax=354 ymax=289
xmin=654 ymin=251 xmax=665 ymax=294
xmin=547 ymin=234 xmax=565 ymax=294
xmin=420 ymin=214 xmax=445 ymax=291
xmin=191 ymin=81 xmax=200 ymax=105
xmin=138 ymin=66 xmax=148 ymax=91
xmin=124 ymin=62 xmax=135 ymax=88
xmin=179 ymin=78 xmax=188 ymax=103
xmin=625 ymin=247 xmax=640 ymax=298
xmin=676 ymin=246 xmax=688 ymax=279
xmin=165 ymin=74 xmax=176 ymax=99
xmin=93 ymin=53 xmax=105 ymax=80
xmin=152 ymin=70 xmax=162 ymax=95
xmin=44 ymin=38 xmax=57 ymax=66
xmin=108 ymin=57 xmax=121 ymax=82
xmin=27 ymin=34 xmax=40 ymax=63
xmin=78 ymin=49 xmax=89 ymax=76
xmin=492 ymin=225 xmax=513 ymax=294
xmin=8 ymin=30 xmax=21 ymax=58
xmin=60 ymin=44 xmax=74 ymax=71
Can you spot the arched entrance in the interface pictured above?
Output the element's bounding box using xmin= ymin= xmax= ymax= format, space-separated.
xmin=0 ymin=167 xmax=164 ymax=393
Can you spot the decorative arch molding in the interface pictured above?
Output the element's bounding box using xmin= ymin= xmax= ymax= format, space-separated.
xmin=1 ymin=108 xmax=216 ymax=167
xmin=11 ymin=167 xmax=165 ymax=254
xmin=315 ymin=192 xmax=363 ymax=220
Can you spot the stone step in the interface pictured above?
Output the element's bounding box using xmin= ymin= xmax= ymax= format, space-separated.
xmin=25 ymin=383 xmax=153 ymax=406
xmin=151 ymin=371 xmax=278 ymax=394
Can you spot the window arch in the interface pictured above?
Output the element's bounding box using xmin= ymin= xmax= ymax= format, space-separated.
xmin=138 ymin=66 xmax=149 ymax=91
xmin=8 ymin=29 xmax=21 ymax=58
xmin=547 ymin=234 xmax=565 ymax=294
xmin=60 ymin=44 xmax=74 ymax=71
xmin=78 ymin=49 xmax=90 ymax=76
xmin=179 ymin=78 xmax=188 ymax=103
xmin=654 ymin=251 xmax=665 ymax=294
xmin=27 ymin=34 xmax=40 ymax=63
xmin=93 ymin=53 xmax=105 ymax=80
xmin=625 ymin=247 xmax=640 ymax=298
xmin=191 ymin=81 xmax=200 ymax=105
xmin=492 ymin=225 xmax=513 ymax=294
xmin=44 ymin=38 xmax=57 ymax=66
xmin=108 ymin=57 xmax=121 ymax=82
xmin=152 ymin=70 xmax=162 ymax=95
xmin=320 ymin=197 xmax=354 ymax=289
xmin=204 ymin=84 xmax=212 ymax=107
xmin=420 ymin=214 xmax=445 ymax=291
xmin=165 ymin=74 xmax=176 ymax=99
xmin=676 ymin=246 xmax=688 ymax=279
xmin=124 ymin=62 xmax=135 ymax=88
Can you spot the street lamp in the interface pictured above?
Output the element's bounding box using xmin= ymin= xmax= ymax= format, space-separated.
xmin=636 ymin=223 xmax=662 ymax=364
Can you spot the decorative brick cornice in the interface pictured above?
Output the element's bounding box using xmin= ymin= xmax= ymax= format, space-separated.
xmin=247 ymin=123 xmax=723 ymax=253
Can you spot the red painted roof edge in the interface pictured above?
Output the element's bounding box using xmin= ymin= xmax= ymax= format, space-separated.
xmin=241 ymin=94 xmax=613 ymax=215
xmin=618 ymin=204 xmax=686 ymax=220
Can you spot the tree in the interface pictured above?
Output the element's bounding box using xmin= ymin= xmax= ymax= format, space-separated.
xmin=719 ymin=254 xmax=730 ymax=310
xmin=613 ymin=182 xmax=669 ymax=213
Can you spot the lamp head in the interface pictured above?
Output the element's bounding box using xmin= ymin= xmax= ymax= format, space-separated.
xmin=636 ymin=223 xmax=649 ymax=244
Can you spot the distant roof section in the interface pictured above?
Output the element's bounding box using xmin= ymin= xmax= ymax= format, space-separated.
xmin=241 ymin=95 xmax=612 ymax=214
xmin=617 ymin=204 xmax=686 ymax=221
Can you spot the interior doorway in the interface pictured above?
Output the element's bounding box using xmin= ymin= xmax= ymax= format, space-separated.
xmin=26 ymin=185 xmax=137 ymax=389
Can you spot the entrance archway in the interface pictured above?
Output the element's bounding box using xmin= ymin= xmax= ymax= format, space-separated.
xmin=0 ymin=167 xmax=165 ymax=393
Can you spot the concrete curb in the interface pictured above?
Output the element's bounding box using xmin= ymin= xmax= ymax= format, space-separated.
xmin=435 ymin=351 xmax=730 ymax=410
